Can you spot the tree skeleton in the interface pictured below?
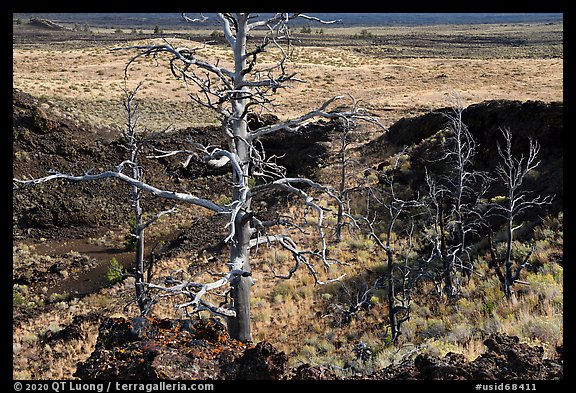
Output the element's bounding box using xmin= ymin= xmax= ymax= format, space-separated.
xmin=13 ymin=13 xmax=383 ymax=341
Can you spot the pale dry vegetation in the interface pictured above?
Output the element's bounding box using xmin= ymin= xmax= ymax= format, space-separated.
xmin=13 ymin=19 xmax=563 ymax=379
xmin=13 ymin=205 xmax=563 ymax=378
xmin=13 ymin=25 xmax=563 ymax=130
xmin=121 ymin=204 xmax=563 ymax=373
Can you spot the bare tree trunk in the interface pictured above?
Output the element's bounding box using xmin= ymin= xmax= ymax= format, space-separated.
xmin=335 ymin=179 xmax=345 ymax=242
xmin=438 ymin=191 xmax=455 ymax=297
xmin=503 ymin=216 xmax=515 ymax=299
xmin=226 ymin=13 xmax=253 ymax=341
xmin=335 ymin=129 xmax=349 ymax=242
xmin=227 ymin=211 xmax=253 ymax=341
xmin=134 ymin=198 xmax=149 ymax=313
xmin=385 ymin=247 xmax=399 ymax=342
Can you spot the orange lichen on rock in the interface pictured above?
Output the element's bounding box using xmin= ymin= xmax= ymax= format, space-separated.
xmin=74 ymin=316 xmax=287 ymax=380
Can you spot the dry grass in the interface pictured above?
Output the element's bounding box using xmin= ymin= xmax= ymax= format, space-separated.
xmin=13 ymin=32 xmax=562 ymax=130
xmin=13 ymin=286 xmax=124 ymax=379
xmin=13 ymin=22 xmax=563 ymax=379
xmin=12 ymin=200 xmax=563 ymax=379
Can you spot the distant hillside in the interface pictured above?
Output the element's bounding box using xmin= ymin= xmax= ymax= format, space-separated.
xmin=27 ymin=17 xmax=65 ymax=30
xmin=13 ymin=13 xmax=563 ymax=28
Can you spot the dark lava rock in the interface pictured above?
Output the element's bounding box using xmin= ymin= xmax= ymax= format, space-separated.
xmin=13 ymin=89 xmax=140 ymax=239
xmin=374 ymin=333 xmax=562 ymax=380
xmin=74 ymin=317 xmax=288 ymax=380
xmin=247 ymin=110 xmax=334 ymax=179
xmin=375 ymin=100 xmax=562 ymax=150
xmin=28 ymin=17 xmax=65 ymax=30
xmin=258 ymin=119 xmax=335 ymax=179
xmin=291 ymin=363 xmax=340 ymax=380
xmin=365 ymin=99 xmax=562 ymax=217
xmin=13 ymin=89 xmax=339 ymax=240
xmin=41 ymin=313 xmax=102 ymax=343
xmin=76 ymin=320 xmax=561 ymax=381
xmin=234 ymin=341 xmax=289 ymax=380
xmin=471 ymin=334 xmax=563 ymax=380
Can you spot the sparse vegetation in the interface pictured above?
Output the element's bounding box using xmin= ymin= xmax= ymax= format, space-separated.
xmin=354 ymin=29 xmax=376 ymax=40
xmin=12 ymin=13 xmax=562 ymax=380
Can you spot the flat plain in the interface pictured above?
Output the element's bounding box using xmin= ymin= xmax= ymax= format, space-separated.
xmin=13 ymin=21 xmax=563 ymax=131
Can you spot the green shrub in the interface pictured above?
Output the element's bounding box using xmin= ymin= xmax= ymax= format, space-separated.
xmin=483 ymin=300 xmax=496 ymax=316
xmin=123 ymin=216 xmax=137 ymax=251
xmin=521 ymin=315 xmax=562 ymax=345
xmin=446 ymin=323 xmax=474 ymax=344
xmin=524 ymin=271 xmax=562 ymax=307
xmin=105 ymin=258 xmax=126 ymax=286
xmin=271 ymin=281 xmax=295 ymax=299
xmin=348 ymin=235 xmax=374 ymax=251
xmin=354 ymin=29 xmax=375 ymax=40
xmin=456 ymin=297 xmax=482 ymax=319
xmin=422 ymin=338 xmax=462 ymax=358
xmin=215 ymin=194 xmax=232 ymax=206
xmin=13 ymin=289 xmax=26 ymax=305
xmin=123 ymin=233 xmax=137 ymax=251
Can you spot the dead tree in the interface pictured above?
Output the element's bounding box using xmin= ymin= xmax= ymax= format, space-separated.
xmin=424 ymin=96 xmax=490 ymax=297
xmin=323 ymin=277 xmax=382 ymax=327
xmin=14 ymin=13 xmax=381 ymax=341
xmin=352 ymin=150 xmax=422 ymax=343
xmin=490 ymin=127 xmax=553 ymax=300
xmin=119 ymin=81 xmax=176 ymax=315
xmin=332 ymin=105 xmax=368 ymax=242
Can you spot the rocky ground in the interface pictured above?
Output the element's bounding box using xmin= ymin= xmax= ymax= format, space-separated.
xmin=13 ymin=87 xmax=564 ymax=381
xmin=73 ymin=315 xmax=562 ymax=380
xmin=13 ymin=17 xmax=563 ymax=381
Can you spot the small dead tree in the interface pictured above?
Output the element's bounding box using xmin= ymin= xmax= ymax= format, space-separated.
xmin=119 ymin=81 xmax=176 ymax=315
xmin=323 ymin=277 xmax=382 ymax=327
xmin=490 ymin=127 xmax=553 ymax=300
xmin=352 ymin=150 xmax=422 ymax=343
xmin=331 ymin=102 xmax=370 ymax=242
xmin=14 ymin=13 xmax=381 ymax=341
xmin=423 ymin=170 xmax=455 ymax=297
xmin=423 ymin=96 xmax=490 ymax=297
